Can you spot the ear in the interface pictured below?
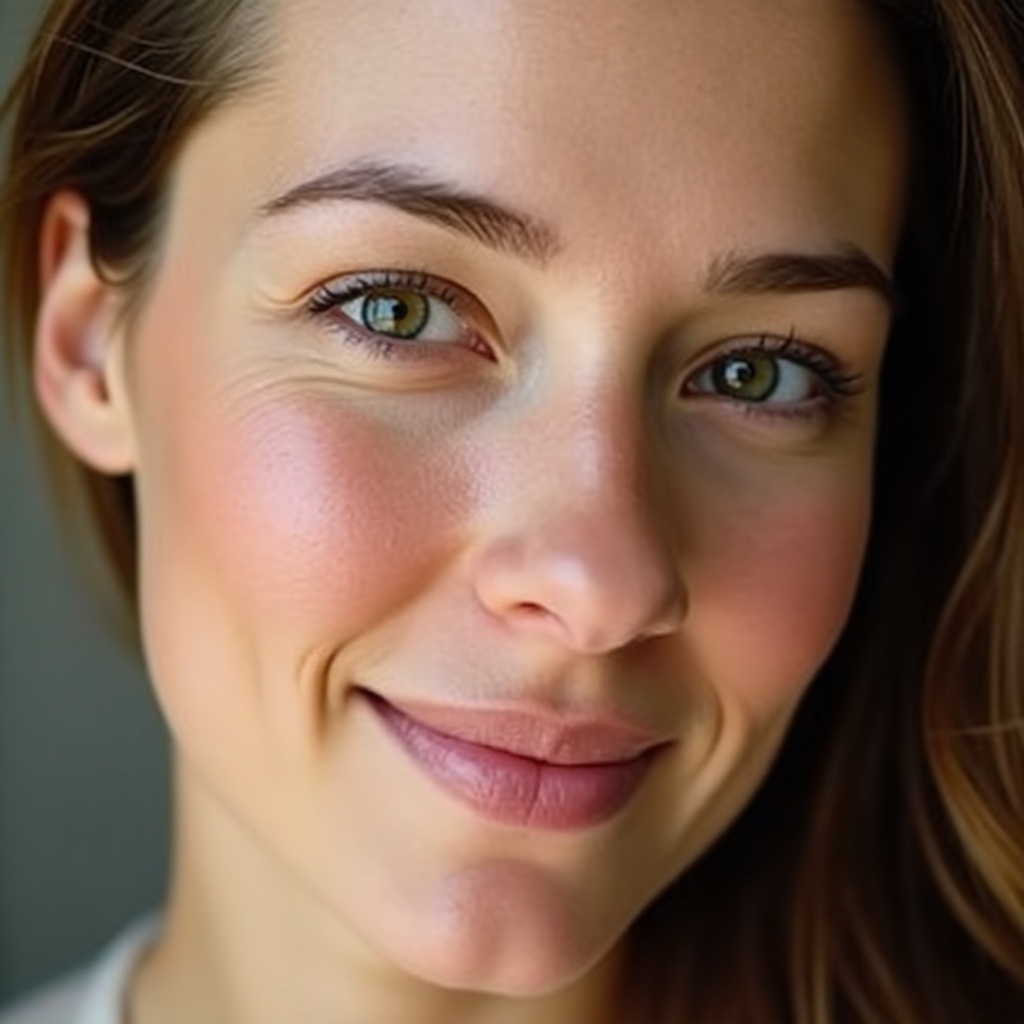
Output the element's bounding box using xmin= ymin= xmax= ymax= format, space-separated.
xmin=34 ymin=191 xmax=137 ymax=474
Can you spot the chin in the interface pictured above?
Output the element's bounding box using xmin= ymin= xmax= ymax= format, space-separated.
xmin=385 ymin=931 xmax=611 ymax=1000
xmin=359 ymin=861 xmax=626 ymax=998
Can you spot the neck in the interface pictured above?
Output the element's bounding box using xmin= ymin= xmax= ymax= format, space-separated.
xmin=130 ymin=764 xmax=625 ymax=1024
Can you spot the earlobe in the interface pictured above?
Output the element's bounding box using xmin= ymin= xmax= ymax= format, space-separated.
xmin=34 ymin=191 xmax=137 ymax=475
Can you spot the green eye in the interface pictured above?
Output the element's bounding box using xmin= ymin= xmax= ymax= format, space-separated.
xmin=360 ymin=289 xmax=430 ymax=339
xmin=711 ymin=351 xmax=779 ymax=402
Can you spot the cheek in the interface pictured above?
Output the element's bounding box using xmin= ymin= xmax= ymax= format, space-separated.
xmin=149 ymin=393 xmax=465 ymax=636
xmin=684 ymin=457 xmax=872 ymax=716
xmin=130 ymin=380 xmax=475 ymax=773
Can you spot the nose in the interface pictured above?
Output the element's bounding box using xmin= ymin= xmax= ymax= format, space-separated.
xmin=472 ymin=405 xmax=686 ymax=655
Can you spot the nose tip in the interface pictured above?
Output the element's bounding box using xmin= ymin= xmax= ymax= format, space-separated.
xmin=473 ymin=520 xmax=686 ymax=655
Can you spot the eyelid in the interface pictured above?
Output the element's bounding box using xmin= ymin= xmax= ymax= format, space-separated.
xmin=304 ymin=268 xmax=497 ymax=360
xmin=695 ymin=333 xmax=861 ymax=390
xmin=301 ymin=272 xmax=865 ymax=416
xmin=308 ymin=269 xmax=469 ymax=318
xmin=681 ymin=331 xmax=866 ymax=422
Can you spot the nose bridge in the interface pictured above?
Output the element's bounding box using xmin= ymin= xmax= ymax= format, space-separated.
xmin=547 ymin=384 xmax=662 ymax=545
xmin=473 ymin=376 xmax=685 ymax=654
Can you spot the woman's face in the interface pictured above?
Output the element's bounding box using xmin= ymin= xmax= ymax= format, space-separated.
xmin=96 ymin=0 xmax=905 ymax=997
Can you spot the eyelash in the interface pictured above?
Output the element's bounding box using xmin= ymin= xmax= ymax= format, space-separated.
xmin=687 ymin=331 xmax=865 ymax=421
xmin=305 ymin=269 xmax=486 ymax=361
xmin=304 ymin=270 xmax=864 ymax=418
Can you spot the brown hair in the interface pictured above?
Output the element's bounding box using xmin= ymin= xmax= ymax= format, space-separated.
xmin=2 ymin=0 xmax=1022 ymax=1020
xmin=1 ymin=0 xmax=271 ymax=599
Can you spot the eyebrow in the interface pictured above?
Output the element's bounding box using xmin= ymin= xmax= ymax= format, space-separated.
xmin=258 ymin=159 xmax=560 ymax=265
xmin=705 ymin=245 xmax=898 ymax=309
xmin=259 ymin=159 xmax=897 ymax=308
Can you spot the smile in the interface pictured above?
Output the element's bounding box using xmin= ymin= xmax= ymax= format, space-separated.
xmin=361 ymin=689 xmax=668 ymax=831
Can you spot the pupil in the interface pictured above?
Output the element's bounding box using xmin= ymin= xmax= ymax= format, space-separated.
xmin=362 ymin=290 xmax=428 ymax=338
xmin=714 ymin=353 xmax=777 ymax=401
xmin=724 ymin=361 xmax=755 ymax=388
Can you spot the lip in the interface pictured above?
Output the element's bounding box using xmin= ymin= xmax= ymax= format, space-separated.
xmin=361 ymin=690 xmax=668 ymax=831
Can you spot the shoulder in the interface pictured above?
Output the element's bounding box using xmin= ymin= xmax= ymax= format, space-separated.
xmin=0 ymin=918 xmax=159 ymax=1024
xmin=0 ymin=973 xmax=90 ymax=1024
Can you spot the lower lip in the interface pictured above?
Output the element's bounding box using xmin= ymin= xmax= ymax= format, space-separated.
xmin=365 ymin=694 xmax=658 ymax=831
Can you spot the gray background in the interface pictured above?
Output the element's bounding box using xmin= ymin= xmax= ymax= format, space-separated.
xmin=0 ymin=0 xmax=169 ymax=1007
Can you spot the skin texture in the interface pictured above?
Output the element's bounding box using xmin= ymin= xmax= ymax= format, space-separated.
xmin=35 ymin=0 xmax=907 ymax=1021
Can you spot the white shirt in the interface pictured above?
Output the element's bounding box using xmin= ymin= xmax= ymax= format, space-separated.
xmin=0 ymin=919 xmax=157 ymax=1024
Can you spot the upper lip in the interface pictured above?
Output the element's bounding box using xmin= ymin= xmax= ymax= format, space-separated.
xmin=360 ymin=689 xmax=672 ymax=765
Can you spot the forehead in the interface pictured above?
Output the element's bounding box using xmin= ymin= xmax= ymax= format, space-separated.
xmin=164 ymin=0 xmax=907 ymax=286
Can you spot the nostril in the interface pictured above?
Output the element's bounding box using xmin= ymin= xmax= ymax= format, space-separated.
xmin=516 ymin=602 xmax=546 ymax=616
xmin=510 ymin=601 xmax=557 ymax=628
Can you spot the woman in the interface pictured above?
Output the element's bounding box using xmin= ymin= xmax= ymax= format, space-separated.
xmin=1 ymin=0 xmax=1022 ymax=1020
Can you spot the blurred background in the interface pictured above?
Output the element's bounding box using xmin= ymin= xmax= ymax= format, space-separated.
xmin=0 ymin=0 xmax=169 ymax=1007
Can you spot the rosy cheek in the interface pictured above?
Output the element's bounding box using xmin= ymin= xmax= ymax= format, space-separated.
xmin=128 ymin=352 xmax=471 ymax=758
xmin=164 ymin=394 xmax=470 ymax=641
xmin=688 ymin=477 xmax=871 ymax=714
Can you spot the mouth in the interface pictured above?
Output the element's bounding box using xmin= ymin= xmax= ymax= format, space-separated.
xmin=360 ymin=689 xmax=669 ymax=831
